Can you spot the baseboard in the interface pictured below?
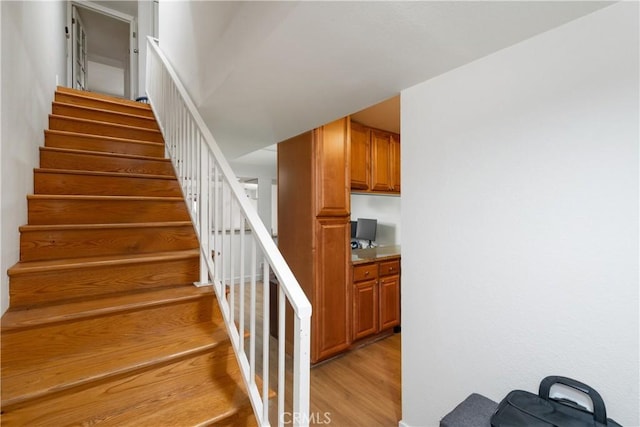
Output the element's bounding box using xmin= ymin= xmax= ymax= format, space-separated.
xmin=398 ymin=420 xmax=437 ymax=427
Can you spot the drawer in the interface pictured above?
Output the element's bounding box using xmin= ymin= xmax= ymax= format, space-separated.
xmin=353 ymin=263 xmax=378 ymax=282
xmin=379 ymin=259 xmax=400 ymax=276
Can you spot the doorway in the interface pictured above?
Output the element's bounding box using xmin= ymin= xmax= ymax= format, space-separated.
xmin=67 ymin=1 xmax=137 ymax=99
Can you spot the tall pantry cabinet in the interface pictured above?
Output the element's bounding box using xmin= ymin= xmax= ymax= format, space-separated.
xmin=277 ymin=117 xmax=351 ymax=363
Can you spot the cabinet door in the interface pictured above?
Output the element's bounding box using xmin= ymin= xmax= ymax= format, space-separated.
xmin=350 ymin=121 xmax=370 ymax=191
xmin=315 ymin=118 xmax=350 ymax=217
xmin=390 ymin=133 xmax=401 ymax=193
xmin=314 ymin=217 xmax=350 ymax=362
xmin=379 ymin=275 xmax=400 ymax=330
xmin=371 ymin=130 xmax=392 ymax=192
xmin=353 ymin=279 xmax=378 ymax=340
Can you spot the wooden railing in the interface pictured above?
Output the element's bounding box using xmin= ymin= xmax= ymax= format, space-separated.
xmin=145 ymin=37 xmax=311 ymax=427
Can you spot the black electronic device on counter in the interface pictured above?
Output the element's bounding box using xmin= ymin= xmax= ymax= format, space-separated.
xmin=350 ymin=221 xmax=359 ymax=249
xmin=355 ymin=218 xmax=377 ymax=248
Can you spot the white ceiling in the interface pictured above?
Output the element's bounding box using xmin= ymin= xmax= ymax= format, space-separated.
xmin=160 ymin=1 xmax=613 ymax=163
xmin=91 ymin=0 xmax=138 ymax=18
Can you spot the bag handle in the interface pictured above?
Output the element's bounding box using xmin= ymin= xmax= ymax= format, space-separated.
xmin=539 ymin=376 xmax=607 ymax=425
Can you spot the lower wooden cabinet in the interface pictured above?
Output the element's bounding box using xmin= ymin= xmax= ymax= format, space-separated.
xmin=353 ymin=279 xmax=378 ymax=341
xmin=352 ymin=257 xmax=400 ymax=342
xmin=315 ymin=217 xmax=351 ymax=361
xmin=379 ymin=274 xmax=400 ymax=330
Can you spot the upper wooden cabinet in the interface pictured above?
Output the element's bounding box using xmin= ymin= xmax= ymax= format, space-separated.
xmin=371 ymin=130 xmax=392 ymax=192
xmin=350 ymin=120 xmax=400 ymax=195
xmin=350 ymin=122 xmax=370 ymax=191
xmin=315 ymin=118 xmax=351 ymax=217
xmin=390 ymin=133 xmax=401 ymax=193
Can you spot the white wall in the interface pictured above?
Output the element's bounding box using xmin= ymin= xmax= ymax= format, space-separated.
xmin=1 ymin=1 xmax=67 ymax=315
xmin=87 ymin=60 xmax=124 ymax=97
xmin=137 ymin=0 xmax=155 ymax=99
xmin=351 ymin=194 xmax=401 ymax=247
xmin=401 ymin=3 xmax=639 ymax=426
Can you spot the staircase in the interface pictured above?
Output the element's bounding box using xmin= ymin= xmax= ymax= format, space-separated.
xmin=0 ymin=87 xmax=256 ymax=426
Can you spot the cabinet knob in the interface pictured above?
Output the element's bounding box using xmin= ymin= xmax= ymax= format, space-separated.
xmin=364 ymin=271 xmax=369 ymax=275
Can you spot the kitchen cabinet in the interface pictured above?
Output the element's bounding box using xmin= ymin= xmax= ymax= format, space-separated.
xmin=351 ymin=256 xmax=400 ymax=342
xmin=278 ymin=117 xmax=351 ymax=364
xmin=351 ymin=121 xmax=400 ymax=194
xmin=352 ymin=263 xmax=379 ymax=340
xmin=390 ymin=133 xmax=401 ymax=193
xmin=350 ymin=121 xmax=370 ymax=191
xmin=371 ymin=129 xmax=392 ymax=192
xmin=379 ymin=259 xmax=400 ymax=330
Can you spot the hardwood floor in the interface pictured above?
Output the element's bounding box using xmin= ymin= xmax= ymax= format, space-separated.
xmin=233 ymin=280 xmax=402 ymax=426
xmin=307 ymin=333 xmax=402 ymax=426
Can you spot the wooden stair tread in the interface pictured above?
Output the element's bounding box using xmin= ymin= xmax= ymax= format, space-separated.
xmin=44 ymin=129 xmax=166 ymax=158
xmin=27 ymin=194 xmax=191 ymax=225
xmin=35 ymin=167 xmax=178 ymax=181
xmin=49 ymin=114 xmax=162 ymax=136
xmin=27 ymin=193 xmax=185 ymax=202
xmin=56 ymin=86 xmax=153 ymax=110
xmin=45 ymin=129 xmax=164 ymax=147
xmin=128 ymin=380 xmax=255 ymax=427
xmin=54 ymin=91 xmax=155 ymax=119
xmin=0 ymin=347 xmax=253 ymax=427
xmin=53 ymin=101 xmax=158 ymax=123
xmin=40 ymin=146 xmax=171 ymax=163
xmin=19 ymin=220 xmax=193 ymax=232
xmin=8 ymin=249 xmax=200 ymax=276
xmin=1 ymin=285 xmax=213 ymax=331
xmin=1 ymin=324 xmax=228 ymax=408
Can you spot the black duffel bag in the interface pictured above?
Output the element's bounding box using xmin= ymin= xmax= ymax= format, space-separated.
xmin=491 ymin=376 xmax=622 ymax=427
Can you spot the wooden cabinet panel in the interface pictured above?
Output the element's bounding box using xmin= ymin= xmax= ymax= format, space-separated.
xmin=379 ymin=275 xmax=400 ymax=330
xmin=370 ymin=130 xmax=392 ymax=192
xmin=315 ymin=118 xmax=350 ymax=217
xmin=277 ymin=132 xmax=315 ymax=297
xmin=351 ymin=120 xmax=400 ymax=195
xmin=353 ymin=263 xmax=378 ymax=282
xmin=350 ymin=122 xmax=370 ymax=191
xmin=353 ymin=279 xmax=378 ymax=340
xmin=379 ymin=259 xmax=400 ymax=277
xmin=390 ymin=133 xmax=401 ymax=193
xmin=314 ymin=217 xmax=350 ymax=361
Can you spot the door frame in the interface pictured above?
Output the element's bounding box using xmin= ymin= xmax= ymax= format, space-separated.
xmin=66 ymin=0 xmax=137 ymax=99
xmin=70 ymin=5 xmax=88 ymax=91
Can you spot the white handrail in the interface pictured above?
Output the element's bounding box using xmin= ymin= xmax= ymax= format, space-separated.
xmin=145 ymin=36 xmax=311 ymax=427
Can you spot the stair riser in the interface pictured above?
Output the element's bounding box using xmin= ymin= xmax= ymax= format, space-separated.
xmin=9 ymin=256 xmax=200 ymax=306
xmin=1 ymin=346 xmax=244 ymax=426
xmin=34 ymin=171 xmax=183 ymax=197
xmin=20 ymin=225 xmax=199 ymax=262
xmin=53 ymin=103 xmax=159 ymax=130
xmin=45 ymin=131 xmax=165 ymax=157
xmin=49 ymin=116 xmax=163 ymax=143
xmin=55 ymin=92 xmax=155 ymax=118
xmin=40 ymin=149 xmax=174 ymax=176
xmin=1 ymin=297 xmax=215 ymax=364
xmin=28 ymin=197 xmax=191 ymax=225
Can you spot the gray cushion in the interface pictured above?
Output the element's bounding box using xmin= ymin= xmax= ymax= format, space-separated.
xmin=440 ymin=393 xmax=498 ymax=427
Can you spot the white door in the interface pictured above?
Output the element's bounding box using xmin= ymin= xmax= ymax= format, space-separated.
xmin=72 ymin=6 xmax=88 ymax=90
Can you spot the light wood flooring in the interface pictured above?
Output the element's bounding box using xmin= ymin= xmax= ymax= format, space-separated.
xmin=306 ymin=333 xmax=402 ymax=426
xmin=230 ymin=280 xmax=402 ymax=426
